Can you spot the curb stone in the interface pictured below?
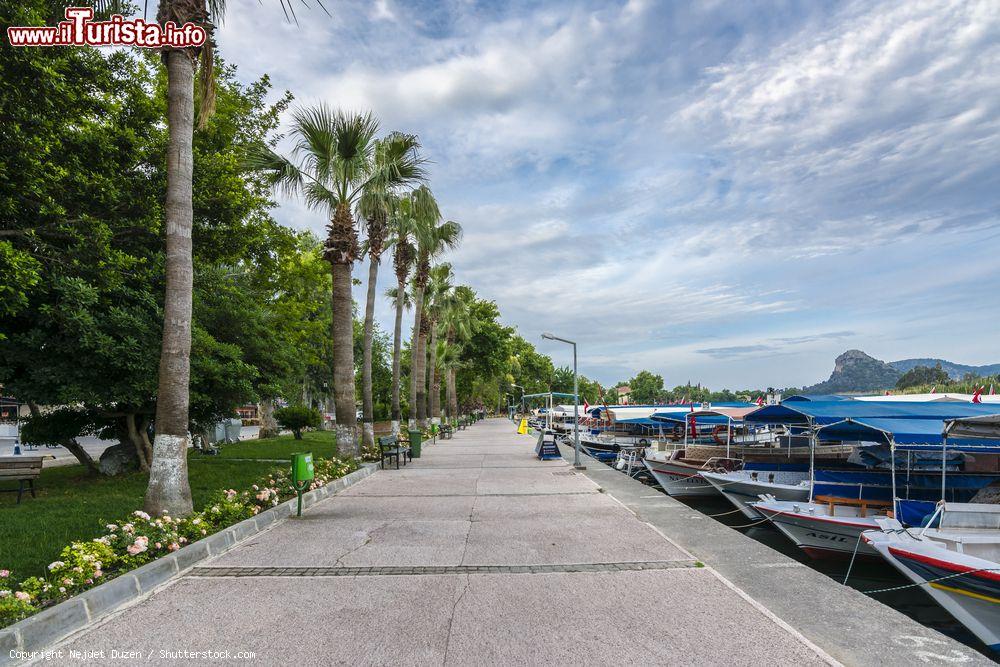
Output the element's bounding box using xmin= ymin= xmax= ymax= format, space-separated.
xmin=0 ymin=463 xmax=376 ymax=665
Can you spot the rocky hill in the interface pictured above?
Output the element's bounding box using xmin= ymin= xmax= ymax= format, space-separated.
xmin=803 ymin=350 xmax=902 ymax=394
xmin=888 ymin=358 xmax=1000 ymax=380
xmin=804 ymin=350 xmax=1000 ymax=394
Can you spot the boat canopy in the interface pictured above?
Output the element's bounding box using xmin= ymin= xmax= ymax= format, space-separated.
xmin=855 ymin=393 xmax=1000 ymax=403
xmin=945 ymin=414 xmax=1000 ymax=441
xmin=650 ymin=406 xmax=755 ymax=424
xmin=745 ymin=401 xmax=1000 ymax=426
xmin=817 ymin=417 xmax=1000 ymax=452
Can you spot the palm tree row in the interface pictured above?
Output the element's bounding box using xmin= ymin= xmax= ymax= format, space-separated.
xmin=142 ymin=0 xmax=476 ymax=515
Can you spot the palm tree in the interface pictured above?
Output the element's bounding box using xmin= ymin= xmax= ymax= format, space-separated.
xmin=409 ymin=189 xmax=462 ymax=429
xmin=439 ymin=285 xmax=475 ymax=422
xmin=358 ymin=137 xmax=424 ymax=451
xmin=246 ymin=106 xmax=421 ymax=456
xmin=145 ymin=0 xmax=316 ymax=518
xmin=385 ymin=283 xmax=412 ymax=434
xmin=423 ymin=264 xmax=454 ymax=425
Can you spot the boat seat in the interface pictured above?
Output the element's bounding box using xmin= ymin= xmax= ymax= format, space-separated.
xmin=813 ymin=495 xmax=891 ymax=518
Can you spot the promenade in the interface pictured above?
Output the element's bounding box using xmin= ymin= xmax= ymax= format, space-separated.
xmin=41 ymin=419 xmax=835 ymax=665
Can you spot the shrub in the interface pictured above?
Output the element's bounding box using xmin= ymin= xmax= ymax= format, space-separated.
xmin=273 ymin=406 xmax=321 ymax=440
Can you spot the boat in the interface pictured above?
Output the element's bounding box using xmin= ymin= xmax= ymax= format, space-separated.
xmin=753 ymin=494 xmax=890 ymax=559
xmin=700 ymin=467 xmax=811 ymax=519
xmin=641 ymin=447 xmax=741 ymax=497
xmin=862 ymin=414 xmax=1000 ymax=654
xmin=864 ymin=505 xmax=1000 ymax=653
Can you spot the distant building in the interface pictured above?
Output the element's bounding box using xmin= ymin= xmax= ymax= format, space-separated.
xmin=616 ymin=386 xmax=632 ymax=405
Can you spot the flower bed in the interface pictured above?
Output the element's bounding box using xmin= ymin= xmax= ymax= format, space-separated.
xmin=0 ymin=456 xmax=358 ymax=628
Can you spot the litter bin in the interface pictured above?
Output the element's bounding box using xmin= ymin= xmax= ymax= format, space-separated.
xmin=408 ymin=430 xmax=423 ymax=459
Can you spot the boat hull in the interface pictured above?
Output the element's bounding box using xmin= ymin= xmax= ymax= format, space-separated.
xmin=753 ymin=501 xmax=882 ymax=559
xmin=865 ymin=531 xmax=1000 ymax=652
xmin=700 ymin=472 xmax=811 ymax=520
xmin=641 ymin=457 xmax=717 ymax=497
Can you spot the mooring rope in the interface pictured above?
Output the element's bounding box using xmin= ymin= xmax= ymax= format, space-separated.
xmin=862 ymin=566 xmax=1000 ymax=595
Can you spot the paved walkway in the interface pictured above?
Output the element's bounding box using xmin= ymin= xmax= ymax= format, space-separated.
xmin=58 ymin=420 xmax=832 ymax=665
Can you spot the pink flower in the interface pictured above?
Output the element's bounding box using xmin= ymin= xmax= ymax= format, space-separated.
xmin=133 ymin=510 xmax=151 ymax=520
xmin=94 ymin=569 xmax=103 ymax=578
xmin=85 ymin=578 xmax=93 ymax=584
xmin=155 ymin=542 xmax=162 ymax=549
xmin=62 ymin=578 xmax=73 ymax=586
xmin=15 ymin=591 xmax=30 ymax=601
xmin=167 ymin=543 xmax=179 ymax=552
xmin=0 ymin=569 xmax=9 ymax=578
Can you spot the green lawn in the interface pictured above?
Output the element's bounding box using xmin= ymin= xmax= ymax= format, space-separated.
xmin=0 ymin=456 xmax=278 ymax=579
xmin=206 ymin=430 xmax=341 ymax=460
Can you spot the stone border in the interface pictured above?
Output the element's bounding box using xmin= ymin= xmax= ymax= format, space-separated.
xmin=557 ymin=443 xmax=995 ymax=666
xmin=0 ymin=463 xmax=377 ymax=663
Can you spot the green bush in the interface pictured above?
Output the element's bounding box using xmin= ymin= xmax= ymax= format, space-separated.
xmin=273 ymin=406 xmax=321 ymax=440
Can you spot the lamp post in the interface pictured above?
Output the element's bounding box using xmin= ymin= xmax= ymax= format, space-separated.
xmin=541 ymin=332 xmax=583 ymax=469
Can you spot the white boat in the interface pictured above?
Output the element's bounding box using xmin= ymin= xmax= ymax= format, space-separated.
xmin=752 ymin=494 xmax=892 ymax=559
xmin=863 ymin=504 xmax=1000 ymax=653
xmin=642 ymin=448 xmax=741 ymax=497
xmin=699 ymin=469 xmax=811 ymax=519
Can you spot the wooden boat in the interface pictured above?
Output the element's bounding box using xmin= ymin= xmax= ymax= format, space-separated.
xmin=864 ymin=504 xmax=1000 ymax=653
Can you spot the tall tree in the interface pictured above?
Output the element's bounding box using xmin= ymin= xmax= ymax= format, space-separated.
xmin=408 ymin=188 xmax=461 ymax=429
xmin=358 ymin=138 xmax=424 ymax=449
xmin=246 ymin=106 xmax=420 ymax=455
xmin=439 ymin=285 xmax=475 ymax=422
xmin=386 ymin=279 xmax=413 ymax=435
xmin=423 ymin=264 xmax=454 ymax=425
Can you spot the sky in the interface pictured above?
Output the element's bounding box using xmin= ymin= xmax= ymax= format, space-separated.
xmin=216 ymin=0 xmax=1000 ymax=390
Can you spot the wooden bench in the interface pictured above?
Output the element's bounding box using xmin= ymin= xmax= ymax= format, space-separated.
xmin=813 ymin=495 xmax=893 ymax=518
xmin=0 ymin=456 xmax=45 ymax=504
xmin=440 ymin=424 xmax=454 ymax=440
xmin=379 ymin=435 xmax=411 ymax=470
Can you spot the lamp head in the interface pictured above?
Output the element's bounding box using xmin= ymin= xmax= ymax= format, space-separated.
xmin=541 ymin=332 xmax=555 ymax=340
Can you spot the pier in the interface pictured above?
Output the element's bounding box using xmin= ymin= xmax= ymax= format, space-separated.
xmin=48 ymin=420 xmax=990 ymax=665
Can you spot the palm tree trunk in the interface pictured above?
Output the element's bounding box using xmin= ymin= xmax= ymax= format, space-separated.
xmin=391 ymin=278 xmax=405 ymax=436
xmin=411 ymin=286 xmax=426 ymax=429
xmin=427 ymin=324 xmax=440 ymax=424
xmin=361 ymin=257 xmax=378 ymax=451
xmin=331 ymin=260 xmax=357 ymax=456
xmin=145 ymin=49 xmax=195 ymax=518
xmin=447 ymin=367 xmax=458 ymax=424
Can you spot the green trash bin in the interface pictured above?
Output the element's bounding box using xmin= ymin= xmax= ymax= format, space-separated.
xmin=408 ymin=430 xmax=422 ymax=459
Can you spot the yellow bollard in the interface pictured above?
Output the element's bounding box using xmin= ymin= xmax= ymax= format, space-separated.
xmin=517 ymin=418 xmax=528 ymax=435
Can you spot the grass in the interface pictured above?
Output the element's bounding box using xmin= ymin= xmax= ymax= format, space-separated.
xmin=207 ymin=429 xmax=341 ymax=460
xmin=0 ymin=438 xmax=315 ymax=579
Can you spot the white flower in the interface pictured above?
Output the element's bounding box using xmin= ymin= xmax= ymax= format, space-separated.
xmin=48 ymin=561 xmax=65 ymax=571
xmin=0 ymin=590 xmax=10 ymax=597
xmin=133 ymin=510 xmax=151 ymax=520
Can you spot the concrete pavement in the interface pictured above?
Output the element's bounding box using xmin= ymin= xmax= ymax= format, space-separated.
xmin=50 ymin=420 xmax=834 ymax=665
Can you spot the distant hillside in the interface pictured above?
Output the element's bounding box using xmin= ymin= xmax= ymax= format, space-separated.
xmin=803 ymin=350 xmax=902 ymax=394
xmin=889 ymin=358 xmax=1000 ymax=380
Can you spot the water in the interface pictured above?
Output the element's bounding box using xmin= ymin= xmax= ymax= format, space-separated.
xmin=629 ymin=471 xmax=995 ymax=658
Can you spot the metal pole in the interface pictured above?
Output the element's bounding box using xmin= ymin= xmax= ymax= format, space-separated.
xmin=573 ymin=341 xmax=581 ymax=468
xmin=807 ymin=419 xmax=816 ymax=503
xmin=890 ymin=439 xmax=898 ymax=518
xmin=941 ymin=434 xmax=948 ymax=502
xmin=726 ymin=416 xmax=731 ymax=458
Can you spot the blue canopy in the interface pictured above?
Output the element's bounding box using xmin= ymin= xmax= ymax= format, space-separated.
xmin=745 ymin=400 xmax=1000 ymax=426
xmin=816 ymin=417 xmax=1000 ymax=452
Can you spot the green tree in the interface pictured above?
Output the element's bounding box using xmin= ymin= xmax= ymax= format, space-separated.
xmin=247 ymin=106 xmax=421 ymax=455
xmin=896 ymin=364 xmax=951 ymax=389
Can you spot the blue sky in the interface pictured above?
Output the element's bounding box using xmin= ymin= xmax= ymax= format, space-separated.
xmin=217 ymin=0 xmax=1000 ymax=389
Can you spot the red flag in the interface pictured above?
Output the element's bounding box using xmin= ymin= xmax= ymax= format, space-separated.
xmin=991 ymin=384 xmax=996 ymax=396
xmin=930 ymin=386 xmax=936 ymax=394
xmin=688 ymin=413 xmax=697 ymax=439
xmin=755 ymin=395 xmax=764 ymax=407
xmin=582 ymin=399 xmax=590 ymax=413
xmin=884 ymin=390 xmax=891 ymax=396
xmin=972 ymin=387 xmax=983 ymax=404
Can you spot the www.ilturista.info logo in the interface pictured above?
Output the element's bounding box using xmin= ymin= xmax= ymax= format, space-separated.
xmin=7 ymin=7 xmax=206 ymax=48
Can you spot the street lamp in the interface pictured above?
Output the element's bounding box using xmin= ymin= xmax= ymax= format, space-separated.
xmin=541 ymin=332 xmax=583 ymax=469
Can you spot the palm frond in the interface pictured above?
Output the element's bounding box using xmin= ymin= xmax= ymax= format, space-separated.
xmin=243 ymin=143 xmax=307 ymax=199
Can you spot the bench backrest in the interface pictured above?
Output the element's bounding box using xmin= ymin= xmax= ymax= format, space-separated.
xmin=378 ymin=436 xmax=397 ymax=450
xmin=0 ymin=456 xmax=45 ymax=479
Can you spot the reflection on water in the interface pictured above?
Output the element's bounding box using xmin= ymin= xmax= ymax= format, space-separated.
xmin=644 ymin=482 xmax=994 ymax=657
